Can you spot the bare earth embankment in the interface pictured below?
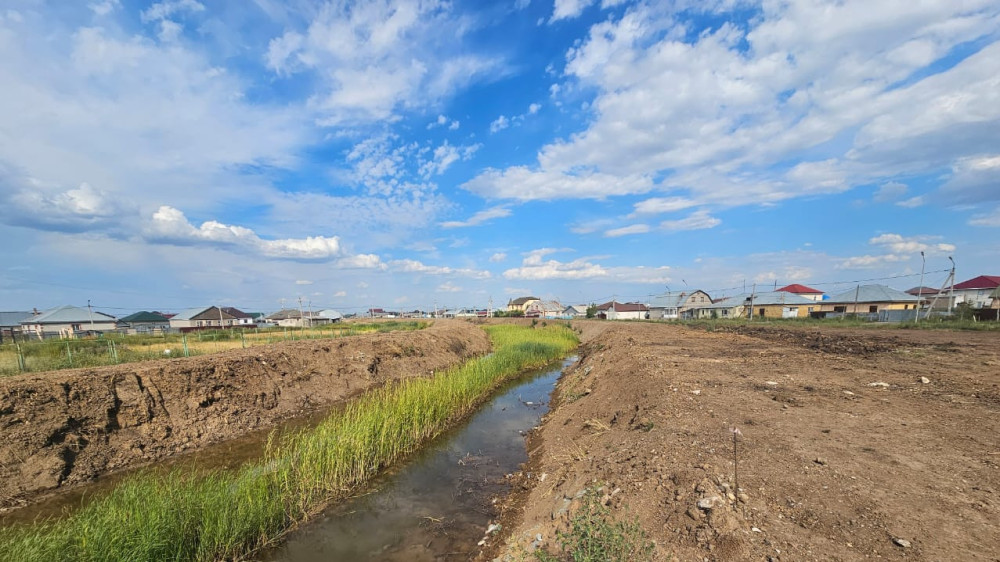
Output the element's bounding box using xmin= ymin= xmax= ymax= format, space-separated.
xmin=0 ymin=321 xmax=488 ymax=511
xmin=495 ymin=321 xmax=999 ymax=561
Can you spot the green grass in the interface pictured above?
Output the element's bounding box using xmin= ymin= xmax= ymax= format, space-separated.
xmin=0 ymin=324 xmax=578 ymax=562
xmin=535 ymin=486 xmax=656 ymax=562
xmin=0 ymin=321 xmax=427 ymax=377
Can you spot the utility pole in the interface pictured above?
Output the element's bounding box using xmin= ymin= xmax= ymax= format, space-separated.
xmin=218 ymin=304 xmax=225 ymax=329
xmin=488 ymin=296 xmax=493 ymax=318
xmin=748 ymin=283 xmax=756 ymax=322
xmin=947 ymin=256 xmax=956 ymax=315
xmin=916 ymin=251 xmax=925 ymax=323
xmin=853 ymin=284 xmax=860 ymax=318
xmin=308 ymin=300 xmax=314 ymax=328
xmin=87 ymin=299 xmax=95 ymax=331
xmin=433 ymin=300 xmax=438 ymax=319
xmin=297 ymin=297 xmax=305 ymax=328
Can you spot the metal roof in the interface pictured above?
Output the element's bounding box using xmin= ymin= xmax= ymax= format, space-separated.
xmin=171 ymin=307 xmax=214 ymax=321
xmin=316 ymin=309 xmax=343 ymax=320
xmin=825 ymin=285 xmax=918 ymax=304
xmin=26 ymin=305 xmax=117 ymax=324
xmin=696 ymin=291 xmax=816 ymax=308
xmin=953 ymin=275 xmax=1000 ymax=290
xmin=649 ymin=290 xmax=711 ymax=308
xmin=0 ymin=311 xmax=33 ymax=327
xmin=120 ymin=311 xmax=171 ymax=323
xmin=777 ymin=283 xmax=823 ymax=294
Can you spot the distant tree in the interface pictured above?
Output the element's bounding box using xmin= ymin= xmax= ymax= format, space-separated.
xmin=507 ymin=310 xmax=524 ymax=317
xmin=953 ymin=301 xmax=975 ymax=321
xmin=586 ymin=304 xmax=598 ymax=319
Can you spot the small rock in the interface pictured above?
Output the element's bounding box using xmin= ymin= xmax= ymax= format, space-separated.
xmin=814 ymin=457 xmax=828 ymax=466
xmin=868 ymin=382 xmax=890 ymax=388
xmin=697 ymin=496 xmax=722 ymax=510
xmin=686 ymin=506 xmax=703 ymax=521
xmin=751 ymin=527 xmax=762 ymax=533
xmin=765 ymin=381 xmax=778 ymax=386
xmin=893 ymin=538 xmax=911 ymax=548
xmin=691 ymin=389 xmax=701 ymax=395
xmin=919 ymin=377 xmax=930 ymax=384
xmin=738 ymin=492 xmax=749 ymax=503
xmin=843 ymin=390 xmax=855 ymax=396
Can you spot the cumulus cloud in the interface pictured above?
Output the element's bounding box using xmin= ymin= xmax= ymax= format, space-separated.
xmin=466 ymin=1 xmax=1000 ymax=210
xmin=144 ymin=205 xmax=362 ymax=261
xmin=440 ymin=206 xmax=511 ymax=228
xmin=630 ymin=196 xmax=697 ymax=216
xmin=264 ymin=0 xmax=501 ymax=124
xmin=838 ymin=232 xmax=956 ymax=269
xmin=503 ymin=249 xmax=607 ymax=280
xmin=489 ymin=115 xmax=510 ymax=133
xmin=0 ymin=172 xmax=134 ymax=233
xmin=489 ymin=252 xmax=507 ymax=262
xmin=437 ymin=281 xmax=461 ymax=292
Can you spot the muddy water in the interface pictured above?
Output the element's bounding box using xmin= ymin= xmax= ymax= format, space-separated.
xmin=261 ymin=356 xmax=574 ymax=562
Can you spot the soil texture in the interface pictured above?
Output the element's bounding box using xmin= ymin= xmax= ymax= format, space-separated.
xmin=0 ymin=321 xmax=488 ymax=511
xmin=494 ymin=321 xmax=1000 ymax=561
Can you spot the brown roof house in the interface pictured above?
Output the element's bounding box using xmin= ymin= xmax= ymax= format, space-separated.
xmin=596 ymin=301 xmax=649 ymax=320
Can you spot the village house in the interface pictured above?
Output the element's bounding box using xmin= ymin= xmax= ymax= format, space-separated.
xmin=221 ymin=307 xmax=257 ymax=326
xmin=20 ymin=305 xmax=118 ymax=339
xmin=169 ymin=306 xmax=241 ymax=331
xmin=596 ymin=301 xmax=649 ymax=320
xmin=314 ymin=309 xmax=344 ymax=324
xmin=0 ymin=311 xmax=32 ymax=342
xmin=819 ymin=285 xmax=918 ymax=316
xmin=950 ymin=275 xmax=1000 ymax=309
xmin=525 ymin=300 xmax=563 ymax=318
xmin=562 ymin=304 xmax=588 ymax=318
xmin=776 ymin=284 xmax=825 ymax=302
xmin=265 ymin=308 xmax=318 ymax=327
xmin=507 ymin=296 xmax=540 ymax=313
xmin=119 ymin=311 xmax=172 ymax=334
xmin=691 ymin=291 xmax=817 ymax=319
xmin=648 ymin=290 xmax=712 ymax=320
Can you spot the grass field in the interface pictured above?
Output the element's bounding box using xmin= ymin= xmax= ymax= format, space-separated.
xmin=0 ymin=321 xmax=426 ymax=377
xmin=0 ymin=323 xmax=579 ymax=562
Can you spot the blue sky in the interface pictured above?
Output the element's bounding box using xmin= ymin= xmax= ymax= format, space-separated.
xmin=1 ymin=0 xmax=999 ymax=315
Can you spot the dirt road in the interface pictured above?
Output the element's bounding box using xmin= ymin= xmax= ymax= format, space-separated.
xmin=496 ymin=321 xmax=999 ymax=561
xmin=0 ymin=321 xmax=488 ymax=511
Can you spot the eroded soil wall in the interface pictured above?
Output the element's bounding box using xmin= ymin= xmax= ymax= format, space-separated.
xmin=0 ymin=321 xmax=489 ymax=510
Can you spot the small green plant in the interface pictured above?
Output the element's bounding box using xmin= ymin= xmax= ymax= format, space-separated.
xmin=536 ymin=487 xmax=656 ymax=562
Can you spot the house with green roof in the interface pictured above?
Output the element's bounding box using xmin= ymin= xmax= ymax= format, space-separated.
xmin=119 ymin=311 xmax=172 ymax=334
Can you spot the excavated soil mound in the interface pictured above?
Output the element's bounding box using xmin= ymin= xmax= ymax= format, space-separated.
xmin=492 ymin=321 xmax=1000 ymax=561
xmin=0 ymin=321 xmax=489 ymax=511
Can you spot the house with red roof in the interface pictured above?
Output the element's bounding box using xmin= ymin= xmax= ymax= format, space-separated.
xmin=776 ymin=284 xmax=825 ymax=302
xmin=596 ymin=301 xmax=649 ymax=320
xmin=951 ymin=275 xmax=1000 ymax=309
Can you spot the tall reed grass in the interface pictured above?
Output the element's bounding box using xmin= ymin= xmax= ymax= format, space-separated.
xmin=0 ymin=324 xmax=578 ymax=561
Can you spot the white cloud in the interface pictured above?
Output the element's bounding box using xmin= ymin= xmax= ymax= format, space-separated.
xmin=448 ymin=120 xmax=460 ymax=130
xmin=969 ymin=206 xmax=1000 ymax=227
xmin=659 ymin=209 xmax=721 ymax=231
xmin=437 ymin=281 xmax=461 ymax=292
xmin=873 ymin=181 xmax=908 ymax=202
xmin=440 ymin=206 xmax=511 ymax=228
xmin=489 ymin=252 xmax=507 ymax=262
xmin=938 ymin=154 xmax=1000 ymax=205
xmin=264 ymin=1 xmax=501 ymax=125
xmin=89 ymin=1 xmax=121 ymax=16
xmin=389 ymin=258 xmax=491 ymax=279
xmin=837 ymin=254 xmax=908 ymax=269
xmin=145 ymin=205 xmax=358 ymax=261
xmin=550 ymin=0 xmax=596 ymax=22
xmin=489 ymin=115 xmax=510 ymax=133
xmin=467 ymin=1 xmax=1000 ymax=208
xmin=896 ymin=195 xmax=925 ymax=208
xmin=528 ymin=102 xmax=541 ymax=114
xmin=333 ymin=290 xmax=348 ymax=297
xmin=504 ymin=249 xmax=608 ymax=280
xmin=604 ymin=224 xmax=650 ymax=237
xmin=869 ymin=233 xmax=955 ymax=255
xmin=630 ymin=196 xmax=697 ymax=216
xmin=462 ymin=167 xmax=652 ymax=200
xmin=1 ymin=179 xmax=133 ymax=233
xmin=141 ymin=0 xmax=205 ymax=23
xmin=418 ymin=140 xmax=480 ymax=178
xmin=295 ymin=279 xmax=313 ymax=285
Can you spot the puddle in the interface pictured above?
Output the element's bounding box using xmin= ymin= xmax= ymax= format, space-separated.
xmin=260 ymin=356 xmax=575 ymax=561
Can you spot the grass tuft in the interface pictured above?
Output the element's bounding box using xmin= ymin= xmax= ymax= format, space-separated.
xmin=0 ymin=324 xmax=577 ymax=562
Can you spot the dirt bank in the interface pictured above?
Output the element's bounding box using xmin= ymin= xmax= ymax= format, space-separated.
xmin=494 ymin=321 xmax=1000 ymax=561
xmin=0 ymin=321 xmax=489 ymax=511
